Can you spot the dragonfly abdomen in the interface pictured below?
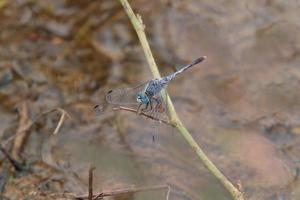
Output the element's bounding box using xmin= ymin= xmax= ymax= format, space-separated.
xmin=143 ymin=57 xmax=206 ymax=99
xmin=163 ymin=56 xmax=206 ymax=83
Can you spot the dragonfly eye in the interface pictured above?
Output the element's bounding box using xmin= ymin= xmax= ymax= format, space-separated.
xmin=136 ymin=93 xmax=149 ymax=104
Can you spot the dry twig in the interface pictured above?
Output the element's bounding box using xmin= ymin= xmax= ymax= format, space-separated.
xmin=0 ymin=144 xmax=23 ymax=171
xmin=112 ymin=106 xmax=171 ymax=125
xmin=12 ymin=101 xmax=30 ymax=162
xmin=88 ymin=165 xmax=95 ymax=200
xmin=75 ymin=184 xmax=170 ymax=200
xmin=53 ymin=108 xmax=70 ymax=135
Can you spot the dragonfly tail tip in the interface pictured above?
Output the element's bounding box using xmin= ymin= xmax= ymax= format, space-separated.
xmin=193 ymin=56 xmax=206 ymax=65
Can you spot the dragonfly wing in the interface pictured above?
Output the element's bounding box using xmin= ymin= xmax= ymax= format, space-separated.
xmin=146 ymin=90 xmax=170 ymax=141
xmin=143 ymin=90 xmax=169 ymax=122
xmin=105 ymin=81 xmax=149 ymax=106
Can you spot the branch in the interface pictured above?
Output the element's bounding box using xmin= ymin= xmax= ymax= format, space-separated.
xmin=88 ymin=165 xmax=95 ymax=200
xmin=118 ymin=1 xmax=244 ymax=200
xmin=53 ymin=108 xmax=70 ymax=135
xmin=112 ymin=106 xmax=171 ymax=125
xmin=74 ymin=185 xmax=169 ymax=200
xmin=0 ymin=144 xmax=23 ymax=171
xmin=12 ymin=101 xmax=30 ymax=162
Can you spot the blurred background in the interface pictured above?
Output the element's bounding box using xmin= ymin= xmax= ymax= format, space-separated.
xmin=0 ymin=0 xmax=300 ymax=199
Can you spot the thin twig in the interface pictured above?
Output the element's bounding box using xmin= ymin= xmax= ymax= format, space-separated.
xmin=0 ymin=144 xmax=23 ymax=171
xmin=118 ymin=1 xmax=244 ymax=200
xmin=112 ymin=106 xmax=171 ymax=125
xmin=166 ymin=185 xmax=170 ymax=200
xmin=75 ymin=185 xmax=169 ymax=200
xmin=53 ymin=108 xmax=70 ymax=135
xmin=12 ymin=101 xmax=30 ymax=162
xmin=88 ymin=165 xmax=95 ymax=200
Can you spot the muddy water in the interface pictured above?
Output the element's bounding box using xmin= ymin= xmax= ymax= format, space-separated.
xmin=1 ymin=0 xmax=300 ymax=200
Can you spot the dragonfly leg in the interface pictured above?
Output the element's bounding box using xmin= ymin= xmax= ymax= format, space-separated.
xmin=152 ymin=97 xmax=161 ymax=111
xmin=141 ymin=102 xmax=149 ymax=112
xmin=148 ymin=99 xmax=153 ymax=112
xmin=137 ymin=103 xmax=142 ymax=114
xmin=141 ymin=99 xmax=153 ymax=113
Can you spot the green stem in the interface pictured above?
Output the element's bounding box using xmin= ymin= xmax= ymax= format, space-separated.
xmin=118 ymin=0 xmax=244 ymax=200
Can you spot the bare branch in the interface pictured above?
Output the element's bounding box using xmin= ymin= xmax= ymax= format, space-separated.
xmin=112 ymin=106 xmax=171 ymax=126
xmin=74 ymin=185 xmax=169 ymax=200
xmin=53 ymin=108 xmax=71 ymax=135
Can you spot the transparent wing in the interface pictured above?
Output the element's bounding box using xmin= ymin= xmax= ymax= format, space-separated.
xmin=94 ymin=81 xmax=149 ymax=114
xmin=149 ymin=89 xmax=169 ymax=121
xmin=149 ymin=90 xmax=170 ymax=142
xmin=105 ymin=81 xmax=149 ymax=106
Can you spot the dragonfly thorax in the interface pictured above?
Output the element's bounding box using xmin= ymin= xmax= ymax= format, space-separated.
xmin=136 ymin=92 xmax=149 ymax=104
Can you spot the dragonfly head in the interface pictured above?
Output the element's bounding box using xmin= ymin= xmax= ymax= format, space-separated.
xmin=136 ymin=92 xmax=149 ymax=104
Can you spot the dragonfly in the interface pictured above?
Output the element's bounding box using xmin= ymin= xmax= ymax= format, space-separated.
xmin=95 ymin=56 xmax=206 ymax=125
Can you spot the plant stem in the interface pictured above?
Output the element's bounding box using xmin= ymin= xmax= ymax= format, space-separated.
xmin=118 ymin=0 xmax=244 ymax=199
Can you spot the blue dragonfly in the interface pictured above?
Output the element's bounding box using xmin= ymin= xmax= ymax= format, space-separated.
xmin=95 ymin=56 xmax=206 ymax=124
